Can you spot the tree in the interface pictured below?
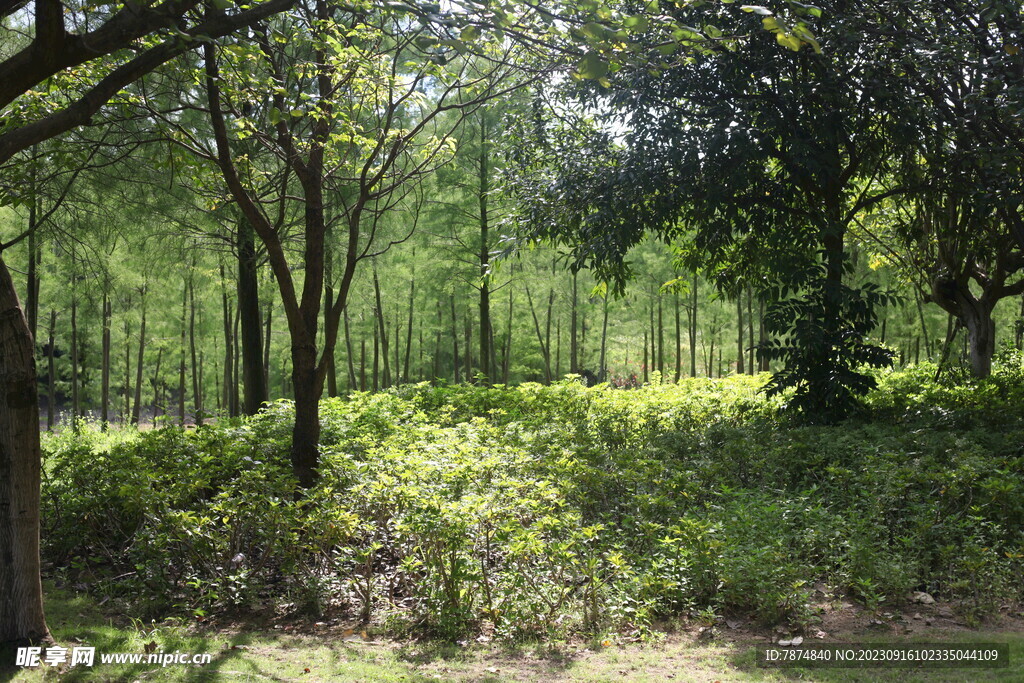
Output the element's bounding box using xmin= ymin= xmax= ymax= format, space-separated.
xmin=508 ymin=0 xmax=921 ymax=418
xmin=0 ymin=0 xmax=296 ymax=648
xmin=186 ymin=3 xmax=530 ymax=485
xmin=875 ymin=1 xmax=1024 ymax=378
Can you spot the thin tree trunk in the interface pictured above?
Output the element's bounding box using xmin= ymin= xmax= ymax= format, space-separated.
xmin=643 ymin=329 xmax=649 ymax=384
xmin=464 ymin=314 xmax=472 ymax=381
xmin=598 ymin=294 xmax=609 ymax=382
xmin=935 ymin=313 xmax=959 ymax=381
xmin=451 ymin=295 xmax=461 ymax=383
xmin=648 ymin=295 xmax=655 ymax=379
xmin=657 ymin=293 xmax=664 ymax=376
xmin=220 ymin=264 xmax=234 ymax=417
xmin=189 ymin=276 xmax=203 ymax=425
xmin=372 ymin=315 xmax=380 ymax=392
xmin=123 ymin=306 xmax=131 ymax=424
xmin=373 ymin=266 xmax=391 ymax=388
xmin=503 ymin=287 xmax=513 ymax=384
xmin=524 ymin=282 xmax=551 ymax=383
xmin=237 ymin=215 xmax=267 ymax=415
xmin=150 ymin=347 xmax=163 ymax=422
xmin=70 ymin=294 xmax=79 ymax=421
xmin=758 ymin=298 xmax=769 ymax=372
xmin=478 ymin=120 xmax=492 ymax=384
xmin=360 ymin=337 xmax=367 ymax=391
xmin=131 ymin=288 xmax=147 ymax=426
xmin=232 ymin=305 xmax=240 ymax=416
xmin=263 ymin=307 xmax=272 ymax=394
xmin=570 ymin=273 xmax=578 ymax=374
xmin=101 ymin=291 xmax=111 ymax=426
xmin=344 ymin=308 xmax=356 ymax=389
xmin=404 ymin=259 xmax=415 ymax=383
xmin=179 ymin=281 xmax=187 ymax=426
xmin=394 ymin=320 xmax=400 ymax=384
xmin=736 ymin=295 xmax=745 ymax=375
xmin=47 ymin=311 xmax=56 ymax=431
xmin=747 ymin=287 xmax=755 ymax=375
xmin=555 ymin=318 xmax=562 ymax=379
xmin=432 ymin=301 xmax=442 ymax=383
xmin=916 ymin=291 xmax=933 ymax=359
xmin=690 ymin=275 xmax=698 ymax=377
xmin=0 ymin=255 xmax=50 ymax=645
xmin=674 ymin=292 xmax=681 ymax=382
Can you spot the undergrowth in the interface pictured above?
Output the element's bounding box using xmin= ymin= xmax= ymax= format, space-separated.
xmin=41 ymin=362 xmax=1024 ymax=641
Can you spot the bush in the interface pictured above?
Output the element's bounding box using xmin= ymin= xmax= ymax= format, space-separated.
xmin=42 ymin=367 xmax=1024 ymax=638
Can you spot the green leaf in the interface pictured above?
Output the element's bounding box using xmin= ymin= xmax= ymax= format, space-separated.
xmin=582 ymin=22 xmax=608 ymax=40
xmin=577 ymin=51 xmax=609 ymax=79
xmin=623 ymin=15 xmax=649 ymax=33
xmin=740 ymin=5 xmax=773 ymax=15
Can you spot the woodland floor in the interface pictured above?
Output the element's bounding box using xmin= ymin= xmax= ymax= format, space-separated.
xmin=2 ymin=585 xmax=1022 ymax=682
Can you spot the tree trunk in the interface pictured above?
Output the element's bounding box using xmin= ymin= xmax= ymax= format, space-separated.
xmin=433 ymin=301 xmax=442 ymax=383
xmin=657 ymin=293 xmax=664 ymax=376
xmin=642 ymin=329 xmax=649 ymax=384
xmin=131 ymin=290 xmax=146 ymax=426
xmin=101 ymin=291 xmax=111 ymax=426
xmin=70 ymin=294 xmax=79 ymax=421
xmin=555 ymin=317 xmax=562 ymax=380
xmin=344 ymin=308 xmax=356 ymax=389
xmin=736 ymin=295 xmax=744 ymax=375
xmin=598 ymin=294 xmax=609 ymax=382
xmin=570 ymin=273 xmax=578 ymax=374
xmin=962 ymin=301 xmax=996 ymax=378
xmin=373 ymin=266 xmax=391 ymax=388
xmin=123 ymin=307 xmax=131 ymax=424
xmin=231 ymin=306 xmax=240 ymax=415
xmin=689 ymin=275 xmax=698 ymax=377
xmin=189 ymin=276 xmax=203 ymax=425
xmin=290 ymin=342 xmax=320 ymax=488
xmin=263 ymin=307 xmax=272 ymax=395
xmin=648 ymin=296 xmax=655 ymax=379
xmin=674 ymin=292 xmax=681 ymax=382
xmin=478 ymin=121 xmax=492 ymax=384
xmin=524 ymin=282 xmax=551 ymax=383
xmin=503 ymin=287 xmax=513 ymax=384
xmin=47 ymin=311 xmax=55 ymax=430
xmin=372 ymin=315 xmax=380 ymax=392
xmin=464 ymin=314 xmax=472 ymax=382
xmin=404 ymin=260 xmax=415 ymax=383
xmin=220 ymin=264 xmax=234 ymax=417
xmin=747 ymin=287 xmax=755 ymax=374
xmin=179 ymin=281 xmax=187 ymax=426
xmin=150 ymin=347 xmax=163 ymax=422
xmin=360 ymin=337 xmax=367 ymax=391
xmin=759 ymin=297 xmax=769 ymax=372
xmin=450 ymin=295 xmax=460 ymax=383
xmin=238 ymin=216 xmax=267 ymax=415
xmin=0 ymin=255 xmax=50 ymax=646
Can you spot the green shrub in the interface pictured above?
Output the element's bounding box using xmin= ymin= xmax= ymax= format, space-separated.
xmin=41 ymin=367 xmax=1024 ymax=639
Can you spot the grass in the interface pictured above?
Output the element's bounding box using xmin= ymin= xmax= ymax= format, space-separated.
xmin=2 ymin=586 xmax=1021 ymax=682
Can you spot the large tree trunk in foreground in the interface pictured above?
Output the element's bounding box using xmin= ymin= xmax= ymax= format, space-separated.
xmin=0 ymin=256 xmax=50 ymax=646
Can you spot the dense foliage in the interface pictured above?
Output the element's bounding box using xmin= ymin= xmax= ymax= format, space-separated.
xmin=43 ymin=364 xmax=1024 ymax=640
